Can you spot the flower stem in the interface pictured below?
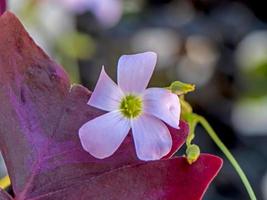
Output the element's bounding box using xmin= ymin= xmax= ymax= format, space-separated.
xmin=196 ymin=115 xmax=257 ymax=200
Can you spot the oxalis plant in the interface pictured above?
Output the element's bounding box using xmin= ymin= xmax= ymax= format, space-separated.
xmin=0 ymin=4 xmax=256 ymax=200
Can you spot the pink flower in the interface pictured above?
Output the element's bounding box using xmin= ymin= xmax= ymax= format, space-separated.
xmin=79 ymin=52 xmax=181 ymax=161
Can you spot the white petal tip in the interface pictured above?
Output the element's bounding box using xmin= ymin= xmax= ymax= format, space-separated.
xmin=136 ymin=147 xmax=171 ymax=161
xmin=147 ymin=51 xmax=157 ymax=58
xmin=137 ymin=155 xmax=161 ymax=161
xmin=79 ymin=130 xmax=113 ymax=159
xmin=173 ymin=122 xmax=180 ymax=129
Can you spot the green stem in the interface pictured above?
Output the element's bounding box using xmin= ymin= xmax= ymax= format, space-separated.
xmin=196 ymin=115 xmax=257 ymax=200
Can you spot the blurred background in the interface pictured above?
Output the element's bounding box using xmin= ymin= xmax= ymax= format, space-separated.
xmin=1 ymin=0 xmax=267 ymax=199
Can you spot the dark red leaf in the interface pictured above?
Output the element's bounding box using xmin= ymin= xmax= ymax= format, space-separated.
xmin=0 ymin=0 xmax=6 ymax=15
xmin=162 ymin=123 xmax=188 ymax=159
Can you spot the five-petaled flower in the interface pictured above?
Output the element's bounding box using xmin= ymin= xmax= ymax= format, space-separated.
xmin=79 ymin=52 xmax=181 ymax=161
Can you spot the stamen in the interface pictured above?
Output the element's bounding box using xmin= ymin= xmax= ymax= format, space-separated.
xmin=120 ymin=95 xmax=142 ymax=118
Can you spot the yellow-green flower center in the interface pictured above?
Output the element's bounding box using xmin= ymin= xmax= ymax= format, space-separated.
xmin=120 ymin=95 xmax=142 ymax=118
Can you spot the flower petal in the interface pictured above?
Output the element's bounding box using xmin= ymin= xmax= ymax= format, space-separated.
xmin=79 ymin=111 xmax=130 ymax=159
xmin=117 ymin=52 xmax=157 ymax=93
xmin=88 ymin=67 xmax=124 ymax=111
xmin=131 ymin=114 xmax=172 ymax=161
xmin=143 ymin=88 xmax=180 ymax=128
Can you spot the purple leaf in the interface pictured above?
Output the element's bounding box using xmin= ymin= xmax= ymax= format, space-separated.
xmin=0 ymin=12 xmax=222 ymax=200
xmin=0 ymin=0 xmax=6 ymax=15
